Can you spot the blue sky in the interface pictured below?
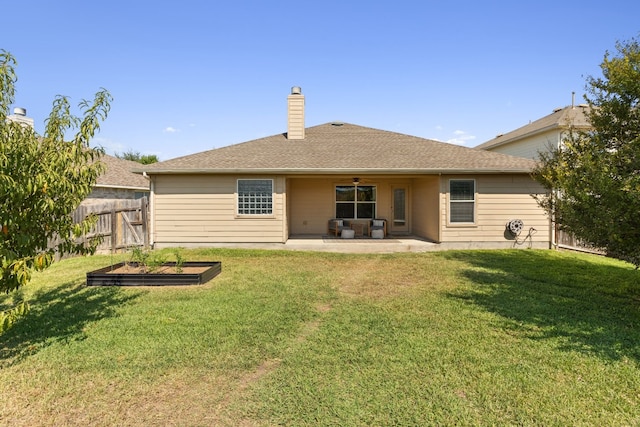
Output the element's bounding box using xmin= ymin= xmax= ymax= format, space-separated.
xmin=3 ymin=1 xmax=639 ymax=161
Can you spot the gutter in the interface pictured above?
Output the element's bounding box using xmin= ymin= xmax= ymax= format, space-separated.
xmin=132 ymin=167 xmax=536 ymax=175
xmin=94 ymin=184 xmax=150 ymax=191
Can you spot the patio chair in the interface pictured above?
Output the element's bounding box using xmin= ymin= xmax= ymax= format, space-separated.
xmin=328 ymin=219 xmax=350 ymax=237
xmin=370 ymin=218 xmax=387 ymax=238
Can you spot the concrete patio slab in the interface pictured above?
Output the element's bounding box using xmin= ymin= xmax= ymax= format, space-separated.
xmin=194 ymin=236 xmax=440 ymax=254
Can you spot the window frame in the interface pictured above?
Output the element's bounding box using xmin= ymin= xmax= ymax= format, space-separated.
xmin=236 ymin=178 xmax=274 ymax=217
xmin=448 ymin=179 xmax=476 ymax=225
xmin=334 ymin=184 xmax=377 ymax=219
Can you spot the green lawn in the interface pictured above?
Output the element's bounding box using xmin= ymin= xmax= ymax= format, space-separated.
xmin=1 ymin=248 xmax=639 ymax=426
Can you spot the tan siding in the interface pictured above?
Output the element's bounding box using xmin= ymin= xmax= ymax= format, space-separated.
xmin=287 ymin=94 xmax=305 ymax=140
xmin=440 ymin=175 xmax=550 ymax=245
xmin=151 ymin=173 xmax=551 ymax=247
xmin=288 ymin=178 xmax=335 ymax=235
xmin=411 ymin=177 xmax=439 ymax=241
xmin=152 ymin=175 xmax=287 ymax=245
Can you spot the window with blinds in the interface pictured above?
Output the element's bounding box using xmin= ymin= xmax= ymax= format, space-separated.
xmin=449 ymin=179 xmax=475 ymax=223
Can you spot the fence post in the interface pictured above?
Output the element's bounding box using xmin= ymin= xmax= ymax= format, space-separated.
xmin=110 ymin=208 xmax=117 ymax=253
xmin=141 ymin=196 xmax=149 ymax=248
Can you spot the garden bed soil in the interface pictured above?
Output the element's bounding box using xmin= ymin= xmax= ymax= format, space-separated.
xmin=86 ymin=261 xmax=221 ymax=286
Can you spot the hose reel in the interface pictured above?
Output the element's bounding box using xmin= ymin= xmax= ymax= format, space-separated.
xmin=507 ymin=219 xmax=524 ymax=236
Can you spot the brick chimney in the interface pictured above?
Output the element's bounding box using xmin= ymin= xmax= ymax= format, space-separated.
xmin=287 ymin=86 xmax=304 ymax=140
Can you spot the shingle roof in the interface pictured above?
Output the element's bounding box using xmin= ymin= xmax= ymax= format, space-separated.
xmin=476 ymin=105 xmax=591 ymax=150
xmin=96 ymin=154 xmax=150 ymax=190
xmin=139 ymin=122 xmax=537 ymax=175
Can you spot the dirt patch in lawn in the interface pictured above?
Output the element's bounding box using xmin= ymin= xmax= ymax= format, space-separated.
xmin=105 ymin=265 xmax=210 ymax=275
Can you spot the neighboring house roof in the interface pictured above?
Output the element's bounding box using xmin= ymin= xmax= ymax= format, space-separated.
xmin=96 ymin=154 xmax=150 ymax=190
xmin=139 ymin=123 xmax=536 ymax=175
xmin=476 ymin=105 xmax=591 ymax=150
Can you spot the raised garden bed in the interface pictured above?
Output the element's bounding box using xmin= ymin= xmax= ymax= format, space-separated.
xmin=86 ymin=261 xmax=221 ymax=286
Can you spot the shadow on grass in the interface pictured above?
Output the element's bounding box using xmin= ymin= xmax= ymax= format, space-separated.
xmin=0 ymin=280 xmax=141 ymax=367
xmin=442 ymin=250 xmax=640 ymax=363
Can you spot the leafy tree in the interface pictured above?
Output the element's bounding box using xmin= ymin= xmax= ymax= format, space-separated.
xmin=533 ymin=37 xmax=640 ymax=266
xmin=0 ymin=50 xmax=112 ymax=332
xmin=115 ymin=149 xmax=159 ymax=164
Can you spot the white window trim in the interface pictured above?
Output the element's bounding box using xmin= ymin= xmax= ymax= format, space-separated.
xmin=236 ymin=178 xmax=275 ymax=217
xmin=448 ymin=178 xmax=477 ymax=226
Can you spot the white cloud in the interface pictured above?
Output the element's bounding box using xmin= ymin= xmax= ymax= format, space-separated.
xmin=446 ymin=130 xmax=476 ymax=146
xmin=163 ymin=126 xmax=179 ymax=133
xmin=91 ymin=137 xmax=125 ymax=154
xmin=435 ymin=125 xmax=443 ymax=131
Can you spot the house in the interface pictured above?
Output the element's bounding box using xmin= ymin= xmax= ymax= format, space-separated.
xmin=477 ymin=104 xmax=597 ymax=252
xmin=138 ymin=88 xmax=551 ymax=250
xmin=74 ymin=154 xmax=151 ymax=254
xmin=7 ymin=107 xmax=34 ymax=128
xmin=6 ymin=107 xmax=151 ymax=254
xmin=85 ymin=154 xmax=150 ymax=203
xmin=7 ymin=108 xmax=150 ymax=203
xmin=476 ymin=104 xmax=591 ymax=160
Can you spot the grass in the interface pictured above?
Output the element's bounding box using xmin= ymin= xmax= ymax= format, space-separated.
xmin=1 ymin=248 xmax=639 ymax=426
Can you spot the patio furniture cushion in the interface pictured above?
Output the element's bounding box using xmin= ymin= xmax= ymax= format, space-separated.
xmin=371 ymin=229 xmax=385 ymax=239
xmin=370 ymin=218 xmax=387 ymax=237
xmin=328 ymin=219 xmax=349 ymax=236
xmin=341 ymin=229 xmax=355 ymax=239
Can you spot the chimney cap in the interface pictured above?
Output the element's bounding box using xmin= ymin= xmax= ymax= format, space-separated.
xmin=291 ymin=86 xmax=302 ymax=95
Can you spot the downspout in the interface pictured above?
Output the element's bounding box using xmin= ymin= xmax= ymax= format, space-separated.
xmin=437 ymin=173 xmax=443 ymax=243
xmin=144 ymin=172 xmax=155 ymax=248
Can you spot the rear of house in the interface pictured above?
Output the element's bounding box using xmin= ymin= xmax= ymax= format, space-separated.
xmin=141 ymin=89 xmax=551 ymax=250
xmin=148 ymin=172 xmax=547 ymax=249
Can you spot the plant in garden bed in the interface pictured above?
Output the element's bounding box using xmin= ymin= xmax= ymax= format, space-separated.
xmin=172 ymin=248 xmax=185 ymax=273
xmin=126 ymin=247 xmax=167 ymax=273
xmin=120 ymin=247 xmax=186 ymax=274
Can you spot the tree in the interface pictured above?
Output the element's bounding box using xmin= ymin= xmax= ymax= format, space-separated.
xmin=0 ymin=50 xmax=112 ymax=332
xmin=533 ymin=37 xmax=640 ymax=266
xmin=115 ymin=149 xmax=159 ymax=164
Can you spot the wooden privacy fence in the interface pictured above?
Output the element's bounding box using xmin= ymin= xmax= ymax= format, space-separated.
xmin=65 ymin=197 xmax=149 ymax=256
xmin=556 ymin=227 xmax=604 ymax=255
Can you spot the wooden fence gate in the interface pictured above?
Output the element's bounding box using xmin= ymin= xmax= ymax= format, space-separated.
xmin=71 ymin=197 xmax=149 ymax=255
